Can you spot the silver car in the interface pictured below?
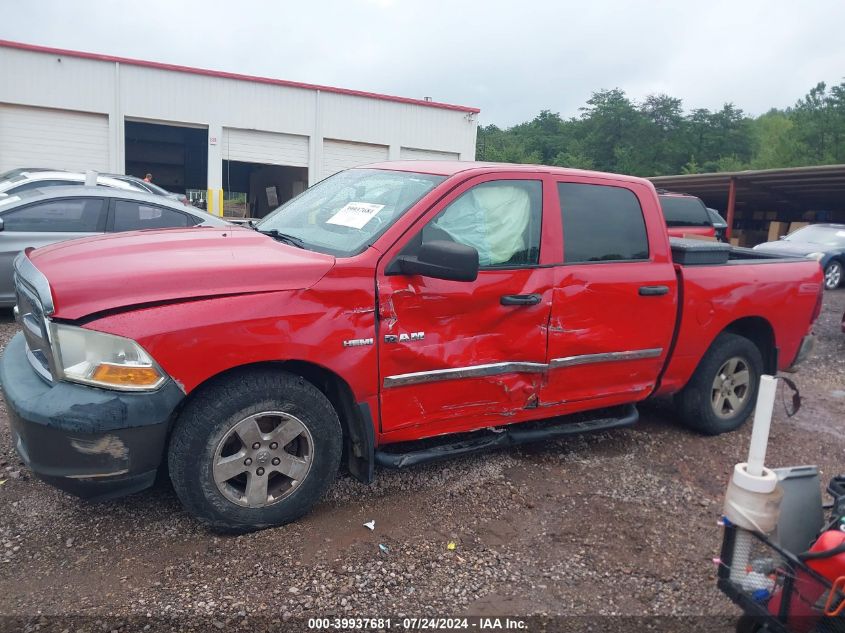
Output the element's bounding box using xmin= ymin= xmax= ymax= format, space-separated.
xmin=0 ymin=169 xmax=142 ymax=195
xmin=0 ymin=186 xmax=230 ymax=306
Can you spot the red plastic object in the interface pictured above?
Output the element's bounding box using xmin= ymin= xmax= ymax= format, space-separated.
xmin=806 ymin=531 xmax=845 ymax=582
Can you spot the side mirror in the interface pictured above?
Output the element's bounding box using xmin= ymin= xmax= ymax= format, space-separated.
xmin=397 ymin=240 xmax=479 ymax=282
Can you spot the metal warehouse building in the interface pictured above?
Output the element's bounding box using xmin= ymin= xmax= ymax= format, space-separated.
xmin=0 ymin=40 xmax=479 ymax=217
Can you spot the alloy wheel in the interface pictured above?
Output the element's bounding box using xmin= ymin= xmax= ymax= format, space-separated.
xmin=213 ymin=411 xmax=313 ymax=508
xmin=711 ymin=357 xmax=752 ymax=419
xmin=825 ymin=262 xmax=842 ymax=290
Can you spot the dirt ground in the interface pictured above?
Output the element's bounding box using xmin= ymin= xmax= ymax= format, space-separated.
xmin=0 ymin=291 xmax=843 ymax=631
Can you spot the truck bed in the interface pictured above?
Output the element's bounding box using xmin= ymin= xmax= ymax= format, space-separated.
xmin=656 ymin=239 xmax=823 ymax=397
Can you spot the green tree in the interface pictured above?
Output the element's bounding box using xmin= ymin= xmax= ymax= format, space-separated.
xmin=475 ymin=77 xmax=845 ymax=176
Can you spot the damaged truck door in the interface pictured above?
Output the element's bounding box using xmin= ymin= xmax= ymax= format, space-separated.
xmin=541 ymin=179 xmax=678 ymax=410
xmin=377 ymin=175 xmax=553 ymax=439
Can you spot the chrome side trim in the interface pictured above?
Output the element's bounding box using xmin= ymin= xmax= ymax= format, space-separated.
xmin=383 ymin=361 xmax=546 ymax=388
xmin=383 ymin=348 xmax=663 ymax=389
xmin=549 ymin=348 xmax=663 ymax=369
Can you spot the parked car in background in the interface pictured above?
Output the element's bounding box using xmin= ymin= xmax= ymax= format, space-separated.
xmin=658 ymin=191 xmax=717 ymax=239
xmin=103 ymin=173 xmax=193 ymax=207
xmin=753 ymin=223 xmax=845 ymax=290
xmin=0 ymin=161 xmax=822 ymax=531
xmin=0 ymin=169 xmax=141 ymax=196
xmin=0 ymin=186 xmax=228 ymax=306
xmin=707 ymin=207 xmax=728 ymax=242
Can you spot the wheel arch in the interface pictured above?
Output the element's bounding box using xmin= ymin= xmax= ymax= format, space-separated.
xmin=172 ymin=359 xmax=375 ymax=485
xmin=720 ymin=316 xmax=777 ymax=375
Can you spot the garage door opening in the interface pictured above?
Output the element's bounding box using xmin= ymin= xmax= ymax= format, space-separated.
xmin=222 ymin=160 xmax=308 ymax=219
xmin=124 ymin=121 xmax=208 ymax=203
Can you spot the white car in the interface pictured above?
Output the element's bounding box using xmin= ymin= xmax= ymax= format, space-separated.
xmin=0 ymin=169 xmax=142 ymax=196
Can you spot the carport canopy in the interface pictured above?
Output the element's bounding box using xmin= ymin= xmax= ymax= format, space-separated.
xmin=649 ymin=164 xmax=845 ymax=237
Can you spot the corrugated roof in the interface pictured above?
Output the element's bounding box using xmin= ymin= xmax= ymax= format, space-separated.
xmin=650 ymin=164 xmax=845 ymax=211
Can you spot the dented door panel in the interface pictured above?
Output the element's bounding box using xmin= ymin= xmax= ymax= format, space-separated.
xmin=541 ymin=262 xmax=677 ymax=408
xmin=378 ymin=268 xmax=553 ymax=433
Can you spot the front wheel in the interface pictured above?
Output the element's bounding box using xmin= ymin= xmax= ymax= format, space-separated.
xmin=675 ymin=333 xmax=763 ymax=435
xmin=168 ymin=370 xmax=342 ymax=532
xmin=824 ymin=260 xmax=843 ymax=290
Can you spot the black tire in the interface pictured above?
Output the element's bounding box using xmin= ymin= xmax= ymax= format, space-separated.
xmin=168 ymin=369 xmax=342 ymax=532
xmin=675 ymin=333 xmax=763 ymax=435
xmin=824 ymin=260 xmax=843 ymax=290
xmin=735 ymin=615 xmax=767 ymax=633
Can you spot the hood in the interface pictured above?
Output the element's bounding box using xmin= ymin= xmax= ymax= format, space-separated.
xmin=28 ymin=227 xmax=335 ymax=319
xmin=752 ymin=240 xmax=828 ymax=257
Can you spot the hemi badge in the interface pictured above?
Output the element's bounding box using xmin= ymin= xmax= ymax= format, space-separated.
xmin=343 ymin=338 xmax=374 ymax=348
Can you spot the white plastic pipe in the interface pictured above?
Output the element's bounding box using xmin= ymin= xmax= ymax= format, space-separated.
xmin=746 ymin=375 xmax=778 ymax=477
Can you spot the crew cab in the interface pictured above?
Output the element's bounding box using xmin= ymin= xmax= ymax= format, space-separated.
xmin=0 ymin=162 xmax=823 ymax=532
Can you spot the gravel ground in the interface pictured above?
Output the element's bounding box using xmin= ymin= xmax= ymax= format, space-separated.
xmin=0 ymin=291 xmax=843 ymax=632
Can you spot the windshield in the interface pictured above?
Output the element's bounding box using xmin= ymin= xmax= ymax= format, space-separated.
xmin=659 ymin=195 xmax=712 ymax=227
xmin=786 ymin=225 xmax=845 ymax=247
xmin=256 ymin=169 xmax=447 ymax=256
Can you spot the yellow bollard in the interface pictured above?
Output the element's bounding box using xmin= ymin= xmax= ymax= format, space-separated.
xmin=206 ymin=188 xmax=214 ymax=215
xmin=218 ymin=189 xmax=225 ymax=217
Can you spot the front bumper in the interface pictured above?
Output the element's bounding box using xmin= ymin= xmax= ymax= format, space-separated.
xmin=0 ymin=332 xmax=184 ymax=500
xmin=786 ymin=333 xmax=816 ymax=372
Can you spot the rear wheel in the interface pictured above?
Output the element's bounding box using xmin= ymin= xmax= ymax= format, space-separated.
xmin=168 ymin=369 xmax=342 ymax=532
xmin=824 ymin=260 xmax=842 ymax=290
xmin=675 ymin=333 xmax=763 ymax=435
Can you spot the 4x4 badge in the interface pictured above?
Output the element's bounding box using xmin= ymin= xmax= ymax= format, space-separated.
xmin=384 ymin=332 xmax=425 ymax=344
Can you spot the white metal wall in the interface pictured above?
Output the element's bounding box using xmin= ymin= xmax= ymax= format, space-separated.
xmin=0 ymin=104 xmax=109 ymax=173
xmin=322 ymin=140 xmax=389 ymax=178
xmin=0 ymin=45 xmax=479 ymax=193
xmin=400 ymin=147 xmax=461 ymax=161
xmin=221 ymin=128 xmax=308 ymax=167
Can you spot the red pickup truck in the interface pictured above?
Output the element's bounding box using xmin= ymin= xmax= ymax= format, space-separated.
xmin=1 ymin=162 xmax=823 ymax=532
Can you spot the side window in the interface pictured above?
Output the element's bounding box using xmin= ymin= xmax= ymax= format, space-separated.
xmin=420 ymin=180 xmax=542 ymax=267
xmin=2 ymin=198 xmax=107 ymax=232
xmin=659 ymin=195 xmax=711 ymax=227
xmin=558 ymin=183 xmax=649 ymax=263
xmin=8 ymin=180 xmax=82 ymax=194
xmin=113 ymin=200 xmax=193 ymax=232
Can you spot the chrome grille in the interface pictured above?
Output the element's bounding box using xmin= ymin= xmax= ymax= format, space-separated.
xmin=13 ymin=255 xmax=56 ymax=382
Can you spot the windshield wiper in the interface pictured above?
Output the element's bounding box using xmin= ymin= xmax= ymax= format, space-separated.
xmin=256 ymin=228 xmax=306 ymax=249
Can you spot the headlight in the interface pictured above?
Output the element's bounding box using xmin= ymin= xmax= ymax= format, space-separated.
xmin=807 ymin=252 xmax=825 ymax=261
xmin=51 ymin=323 xmax=166 ymax=391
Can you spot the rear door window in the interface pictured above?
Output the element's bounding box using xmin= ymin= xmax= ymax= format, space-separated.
xmin=2 ymin=198 xmax=107 ymax=232
xmin=558 ymin=182 xmax=649 ymax=263
xmin=112 ymin=200 xmax=196 ymax=231
xmin=659 ymin=195 xmax=712 ymax=227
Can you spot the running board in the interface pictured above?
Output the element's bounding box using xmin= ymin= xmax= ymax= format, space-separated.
xmin=374 ymin=404 xmax=639 ymax=469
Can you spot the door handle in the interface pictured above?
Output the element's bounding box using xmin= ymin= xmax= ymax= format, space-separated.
xmin=500 ymin=294 xmax=541 ymax=306
xmin=639 ymin=285 xmax=670 ymax=297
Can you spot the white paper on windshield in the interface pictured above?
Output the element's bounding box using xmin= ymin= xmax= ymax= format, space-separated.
xmin=837 ymin=231 xmax=845 ymax=238
xmin=0 ymin=196 xmax=20 ymax=207
xmin=326 ymin=202 xmax=385 ymax=229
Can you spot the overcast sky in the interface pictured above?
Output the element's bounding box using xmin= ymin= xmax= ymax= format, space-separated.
xmin=2 ymin=0 xmax=843 ymax=126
